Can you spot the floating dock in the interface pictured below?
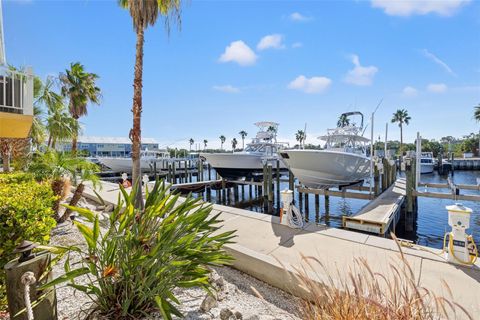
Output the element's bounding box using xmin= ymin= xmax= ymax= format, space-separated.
xmin=342 ymin=178 xmax=406 ymax=235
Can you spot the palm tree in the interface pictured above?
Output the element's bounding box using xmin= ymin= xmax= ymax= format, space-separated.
xmin=60 ymin=62 xmax=101 ymax=154
xmin=28 ymin=150 xmax=98 ymax=219
xmin=238 ymin=130 xmax=247 ymax=149
xmin=219 ymin=135 xmax=226 ymax=150
xmin=46 ymin=102 xmax=77 ymax=149
xmin=295 ymin=130 xmax=306 ymax=148
xmin=337 ymin=114 xmax=350 ymax=128
xmin=474 ymin=104 xmax=480 ymax=122
xmin=189 ymin=138 xmax=194 ymax=152
xmin=119 ymin=0 xmax=182 ymax=204
xmin=203 ymin=139 xmax=208 ymax=150
xmin=231 ymin=138 xmax=238 ymax=151
xmin=391 ymin=109 xmax=411 ymax=152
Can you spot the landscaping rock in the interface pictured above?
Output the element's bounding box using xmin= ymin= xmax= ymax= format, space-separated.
xmin=200 ymin=294 xmax=217 ymax=313
xmin=219 ymin=308 xmax=234 ymax=320
xmin=234 ymin=310 xmax=243 ymax=319
xmin=104 ymin=204 xmax=114 ymax=212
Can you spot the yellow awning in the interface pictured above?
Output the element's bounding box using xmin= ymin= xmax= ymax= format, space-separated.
xmin=0 ymin=111 xmax=33 ymax=138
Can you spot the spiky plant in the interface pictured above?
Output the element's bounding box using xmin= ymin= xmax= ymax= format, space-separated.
xmin=39 ymin=181 xmax=235 ymax=319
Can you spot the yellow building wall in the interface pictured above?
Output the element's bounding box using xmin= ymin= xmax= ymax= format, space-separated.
xmin=0 ymin=111 xmax=33 ymax=138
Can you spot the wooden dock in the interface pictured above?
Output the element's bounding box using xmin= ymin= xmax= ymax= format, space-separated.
xmin=342 ymin=178 xmax=406 ymax=235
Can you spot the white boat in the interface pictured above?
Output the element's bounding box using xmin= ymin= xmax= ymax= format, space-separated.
xmin=99 ymin=150 xmax=171 ymax=173
xmin=200 ymin=122 xmax=288 ymax=180
xmin=280 ymin=112 xmax=371 ymax=189
xmin=420 ymin=152 xmax=434 ymax=174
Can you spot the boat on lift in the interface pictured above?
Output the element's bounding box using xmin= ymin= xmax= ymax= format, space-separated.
xmin=280 ymin=112 xmax=371 ymax=189
xmin=420 ymin=152 xmax=435 ymax=174
xmin=99 ymin=150 xmax=171 ymax=173
xmin=200 ymin=122 xmax=288 ymax=180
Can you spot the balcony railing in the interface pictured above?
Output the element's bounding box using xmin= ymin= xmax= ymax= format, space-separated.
xmin=0 ymin=67 xmax=33 ymax=116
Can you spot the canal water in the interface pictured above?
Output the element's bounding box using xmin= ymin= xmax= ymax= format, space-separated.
xmin=190 ymin=169 xmax=480 ymax=249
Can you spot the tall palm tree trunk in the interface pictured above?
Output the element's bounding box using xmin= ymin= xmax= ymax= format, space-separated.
xmin=47 ymin=135 xmax=52 ymax=148
xmin=400 ymin=124 xmax=403 ymax=153
xmin=131 ymin=27 xmax=145 ymax=208
xmin=242 ymin=138 xmax=244 ymax=149
xmin=71 ymin=118 xmax=79 ymax=155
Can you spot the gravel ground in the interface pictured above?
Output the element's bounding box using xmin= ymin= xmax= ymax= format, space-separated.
xmin=50 ymin=197 xmax=301 ymax=320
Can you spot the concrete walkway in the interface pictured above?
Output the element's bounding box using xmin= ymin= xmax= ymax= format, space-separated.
xmin=82 ymin=181 xmax=480 ymax=317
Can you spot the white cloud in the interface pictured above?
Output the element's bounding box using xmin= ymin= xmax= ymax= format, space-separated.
xmin=403 ymin=86 xmax=418 ymax=97
xmin=288 ymin=12 xmax=312 ymax=22
xmin=212 ymin=85 xmax=240 ymax=94
xmin=427 ymin=83 xmax=448 ymax=93
xmin=344 ymin=54 xmax=378 ymax=86
xmin=371 ymin=0 xmax=471 ymax=17
xmin=421 ymin=49 xmax=456 ymax=76
xmin=257 ymin=34 xmax=285 ymax=51
xmin=287 ymin=75 xmax=332 ymax=94
xmin=292 ymin=42 xmax=303 ymax=48
xmin=219 ymin=41 xmax=257 ymax=66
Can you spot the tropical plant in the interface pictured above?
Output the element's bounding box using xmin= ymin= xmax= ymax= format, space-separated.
xmin=0 ymin=173 xmax=57 ymax=311
xmin=46 ymin=102 xmax=77 ymax=149
xmin=219 ymin=135 xmax=226 ymax=150
xmin=239 ymin=130 xmax=247 ymax=149
xmin=391 ymin=109 xmax=411 ymax=152
xmin=337 ymin=114 xmax=350 ymax=128
xmin=39 ymin=181 xmax=234 ymax=319
xmin=203 ymin=139 xmax=208 ymax=150
xmin=0 ymin=138 xmax=29 ymax=172
xmin=60 ymin=62 xmax=101 ymax=154
xmin=231 ymin=138 xmax=238 ymax=151
xmin=474 ymin=103 xmax=480 ymax=122
xmin=295 ymin=130 xmax=306 ymax=148
xmin=189 ymin=138 xmax=194 ymax=152
xmin=119 ymin=0 xmax=182 ymax=206
xmin=27 ymin=150 xmax=99 ymax=219
xmin=30 ymin=106 xmax=46 ymax=149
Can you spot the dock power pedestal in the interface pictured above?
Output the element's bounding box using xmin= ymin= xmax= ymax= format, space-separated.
xmin=445 ymin=203 xmax=478 ymax=265
xmin=280 ymin=189 xmax=304 ymax=229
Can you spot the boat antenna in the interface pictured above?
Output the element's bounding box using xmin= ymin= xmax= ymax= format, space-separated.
xmin=362 ymin=98 xmax=383 ymax=136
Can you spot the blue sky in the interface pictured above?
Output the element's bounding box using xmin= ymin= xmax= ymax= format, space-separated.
xmin=4 ymin=0 xmax=480 ymax=149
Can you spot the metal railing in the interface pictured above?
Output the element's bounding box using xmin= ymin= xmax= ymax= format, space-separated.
xmin=0 ymin=67 xmax=33 ymax=115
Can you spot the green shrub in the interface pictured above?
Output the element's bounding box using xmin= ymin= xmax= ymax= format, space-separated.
xmin=0 ymin=173 xmax=57 ymax=310
xmin=41 ymin=181 xmax=235 ymax=319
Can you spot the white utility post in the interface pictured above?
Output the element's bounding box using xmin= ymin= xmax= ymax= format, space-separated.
xmin=369 ymin=112 xmax=374 ymax=195
xmin=384 ymin=123 xmax=388 ymax=159
xmin=416 ymin=132 xmax=421 ymax=191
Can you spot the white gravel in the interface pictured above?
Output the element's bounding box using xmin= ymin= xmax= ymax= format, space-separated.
xmin=50 ymin=197 xmax=301 ymax=320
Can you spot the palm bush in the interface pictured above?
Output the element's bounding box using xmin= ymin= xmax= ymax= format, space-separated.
xmin=40 ymin=181 xmax=235 ymax=319
xmin=27 ymin=150 xmax=100 ymax=220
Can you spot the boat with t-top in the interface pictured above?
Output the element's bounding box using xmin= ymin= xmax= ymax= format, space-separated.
xmin=280 ymin=112 xmax=371 ymax=189
xmin=200 ymin=122 xmax=288 ymax=180
xmin=99 ymin=150 xmax=171 ymax=173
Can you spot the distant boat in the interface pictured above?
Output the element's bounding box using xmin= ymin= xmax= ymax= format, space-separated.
xmin=280 ymin=112 xmax=371 ymax=189
xmin=420 ymin=152 xmax=434 ymax=174
xmin=99 ymin=150 xmax=171 ymax=173
xmin=200 ymin=122 xmax=288 ymax=180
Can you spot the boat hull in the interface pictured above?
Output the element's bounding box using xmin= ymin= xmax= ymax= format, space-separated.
xmin=420 ymin=163 xmax=434 ymax=174
xmin=200 ymin=153 xmax=287 ymax=180
xmin=280 ymin=150 xmax=371 ymax=188
xmin=99 ymin=158 xmax=169 ymax=173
